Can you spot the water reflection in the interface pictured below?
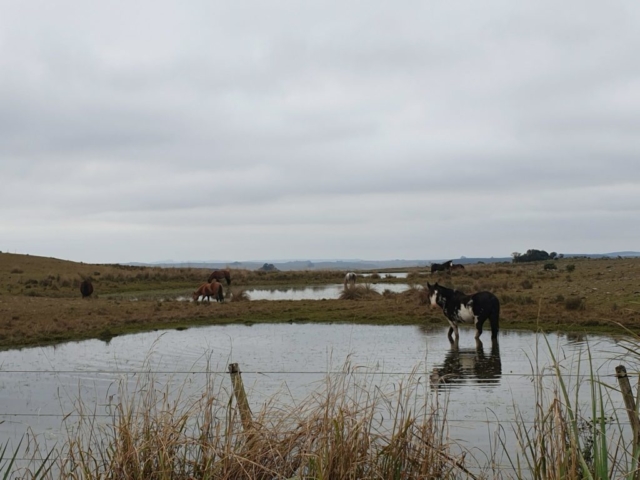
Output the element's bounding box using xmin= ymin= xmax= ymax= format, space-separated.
xmin=360 ymin=272 xmax=409 ymax=279
xmin=245 ymin=283 xmax=410 ymax=301
xmin=430 ymin=338 xmax=501 ymax=388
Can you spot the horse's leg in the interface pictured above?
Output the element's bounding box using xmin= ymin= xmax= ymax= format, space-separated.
xmin=475 ymin=318 xmax=484 ymax=339
xmin=489 ymin=308 xmax=500 ymax=339
xmin=447 ymin=320 xmax=459 ymax=341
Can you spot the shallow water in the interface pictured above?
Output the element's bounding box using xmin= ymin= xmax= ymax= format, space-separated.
xmin=0 ymin=324 xmax=635 ymax=476
xmin=244 ymin=282 xmax=409 ymax=300
xmin=360 ymin=272 xmax=410 ymax=279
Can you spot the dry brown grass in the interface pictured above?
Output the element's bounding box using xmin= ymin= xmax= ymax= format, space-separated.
xmin=2 ymin=253 xmax=640 ymax=349
xmin=37 ymin=363 xmax=463 ymax=479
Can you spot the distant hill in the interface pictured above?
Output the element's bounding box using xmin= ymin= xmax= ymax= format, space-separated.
xmin=562 ymin=251 xmax=640 ymax=258
xmin=130 ymin=257 xmax=513 ymax=271
xmin=129 ymin=251 xmax=640 ymax=271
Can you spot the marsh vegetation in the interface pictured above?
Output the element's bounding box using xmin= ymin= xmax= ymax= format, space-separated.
xmin=1 ymin=252 xmax=640 ymax=348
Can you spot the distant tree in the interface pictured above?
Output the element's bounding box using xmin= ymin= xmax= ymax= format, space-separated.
xmin=513 ymin=249 xmax=552 ymax=263
xmin=549 ymin=252 xmax=558 ymax=260
xmin=511 ymin=252 xmax=521 ymax=262
xmin=259 ymin=263 xmax=279 ymax=272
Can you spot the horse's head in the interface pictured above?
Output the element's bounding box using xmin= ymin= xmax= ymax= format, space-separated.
xmin=224 ymin=270 xmax=231 ymax=285
xmin=426 ymin=282 xmax=440 ymax=308
xmin=192 ymin=290 xmax=199 ymax=301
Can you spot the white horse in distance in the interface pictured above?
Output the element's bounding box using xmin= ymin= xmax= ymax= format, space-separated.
xmin=344 ymin=272 xmax=357 ymax=288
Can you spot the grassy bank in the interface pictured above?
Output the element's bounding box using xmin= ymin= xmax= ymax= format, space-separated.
xmin=1 ymin=252 xmax=640 ymax=349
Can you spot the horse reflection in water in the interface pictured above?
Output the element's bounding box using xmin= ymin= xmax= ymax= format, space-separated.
xmin=430 ymin=338 xmax=501 ymax=388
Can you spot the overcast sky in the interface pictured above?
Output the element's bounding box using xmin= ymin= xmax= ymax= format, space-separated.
xmin=1 ymin=1 xmax=639 ymax=264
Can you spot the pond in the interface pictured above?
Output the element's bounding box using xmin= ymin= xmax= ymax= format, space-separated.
xmin=242 ymin=282 xmax=410 ymax=300
xmin=360 ymin=272 xmax=410 ymax=279
xmin=0 ymin=324 xmax=635 ymax=476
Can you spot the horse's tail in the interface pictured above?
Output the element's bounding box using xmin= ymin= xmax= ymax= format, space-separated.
xmin=490 ymin=295 xmax=500 ymax=339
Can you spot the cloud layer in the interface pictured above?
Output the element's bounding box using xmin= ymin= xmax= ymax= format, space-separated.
xmin=2 ymin=1 xmax=640 ymax=262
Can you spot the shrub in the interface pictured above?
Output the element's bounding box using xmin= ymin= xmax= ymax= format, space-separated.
xmin=513 ymin=249 xmax=553 ymax=263
xmin=520 ymin=279 xmax=534 ymax=290
xmin=566 ymin=264 xmax=576 ymax=273
xmin=229 ymin=289 xmax=250 ymax=302
xmin=339 ymin=284 xmax=380 ymax=300
xmin=544 ymin=263 xmax=557 ymax=271
xmin=10 ymin=267 xmax=23 ymax=274
xmin=565 ymin=297 xmax=585 ymax=311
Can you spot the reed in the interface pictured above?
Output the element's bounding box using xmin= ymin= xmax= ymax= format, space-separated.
xmin=339 ymin=284 xmax=381 ymax=300
xmin=11 ymin=363 xmax=467 ymax=479
xmin=503 ymin=334 xmax=637 ymax=479
xmin=10 ymin=340 xmax=640 ymax=479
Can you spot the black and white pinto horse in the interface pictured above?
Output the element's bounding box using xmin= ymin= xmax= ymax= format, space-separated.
xmin=426 ymin=282 xmax=500 ymax=341
xmin=430 ymin=260 xmax=453 ymax=274
xmin=344 ymin=272 xmax=357 ymax=288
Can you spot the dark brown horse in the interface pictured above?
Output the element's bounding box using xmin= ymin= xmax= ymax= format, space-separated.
xmin=450 ymin=264 xmax=465 ymax=271
xmin=193 ymin=281 xmax=224 ymax=302
xmin=207 ymin=269 xmax=231 ymax=285
xmin=80 ymin=279 xmax=93 ymax=298
xmin=430 ymin=260 xmax=453 ymax=274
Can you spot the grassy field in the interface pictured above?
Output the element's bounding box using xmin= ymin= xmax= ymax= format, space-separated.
xmin=1 ymin=252 xmax=640 ymax=349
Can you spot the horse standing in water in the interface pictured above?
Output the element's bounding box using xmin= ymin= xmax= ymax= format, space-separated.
xmin=193 ymin=281 xmax=224 ymax=303
xmin=426 ymin=282 xmax=500 ymax=341
xmin=208 ymin=269 xmax=231 ymax=286
xmin=430 ymin=260 xmax=453 ymax=274
xmin=344 ymin=272 xmax=357 ymax=288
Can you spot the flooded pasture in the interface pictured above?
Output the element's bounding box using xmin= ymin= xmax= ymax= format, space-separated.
xmin=243 ymin=282 xmax=410 ymax=300
xmin=0 ymin=324 xmax=635 ymax=476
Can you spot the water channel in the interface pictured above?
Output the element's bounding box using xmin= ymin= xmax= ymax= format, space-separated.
xmin=243 ymin=282 xmax=410 ymax=300
xmin=0 ymin=323 xmax=636 ymax=476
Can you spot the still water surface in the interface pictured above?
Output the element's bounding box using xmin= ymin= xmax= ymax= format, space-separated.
xmin=0 ymin=324 xmax=634 ymax=474
xmin=244 ymin=282 xmax=409 ymax=300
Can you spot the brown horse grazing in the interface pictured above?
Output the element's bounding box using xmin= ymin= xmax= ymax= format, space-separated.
xmin=193 ymin=281 xmax=224 ymax=302
xmin=207 ymin=269 xmax=231 ymax=285
xmin=80 ymin=279 xmax=94 ymax=298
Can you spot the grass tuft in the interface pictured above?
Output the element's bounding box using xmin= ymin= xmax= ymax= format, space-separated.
xmin=339 ymin=284 xmax=381 ymax=300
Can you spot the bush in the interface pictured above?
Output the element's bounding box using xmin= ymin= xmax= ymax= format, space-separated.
xmin=229 ymin=289 xmax=250 ymax=302
xmin=544 ymin=263 xmax=557 ymax=271
xmin=520 ymin=279 xmax=534 ymax=289
xmin=566 ymin=264 xmax=576 ymax=273
xmin=513 ymin=249 xmax=553 ymax=263
xmin=565 ymin=297 xmax=585 ymax=311
xmin=339 ymin=284 xmax=380 ymax=300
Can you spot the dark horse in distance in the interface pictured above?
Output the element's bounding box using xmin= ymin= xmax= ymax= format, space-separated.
xmin=80 ymin=279 xmax=94 ymax=298
xmin=208 ymin=269 xmax=231 ymax=285
xmin=426 ymin=282 xmax=500 ymax=341
xmin=430 ymin=260 xmax=453 ymax=274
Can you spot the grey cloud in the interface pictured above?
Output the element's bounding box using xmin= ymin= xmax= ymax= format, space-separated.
xmin=2 ymin=1 xmax=640 ymax=262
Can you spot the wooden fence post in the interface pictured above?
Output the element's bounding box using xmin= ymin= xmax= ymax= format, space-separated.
xmin=228 ymin=363 xmax=253 ymax=433
xmin=616 ymin=364 xmax=640 ymax=479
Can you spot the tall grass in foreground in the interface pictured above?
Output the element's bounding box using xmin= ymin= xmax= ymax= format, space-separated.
xmin=504 ymin=334 xmax=640 ymax=480
xmin=13 ymin=364 xmax=466 ymax=479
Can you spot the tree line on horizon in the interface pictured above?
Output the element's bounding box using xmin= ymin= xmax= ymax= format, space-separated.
xmin=511 ymin=249 xmax=559 ymax=263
